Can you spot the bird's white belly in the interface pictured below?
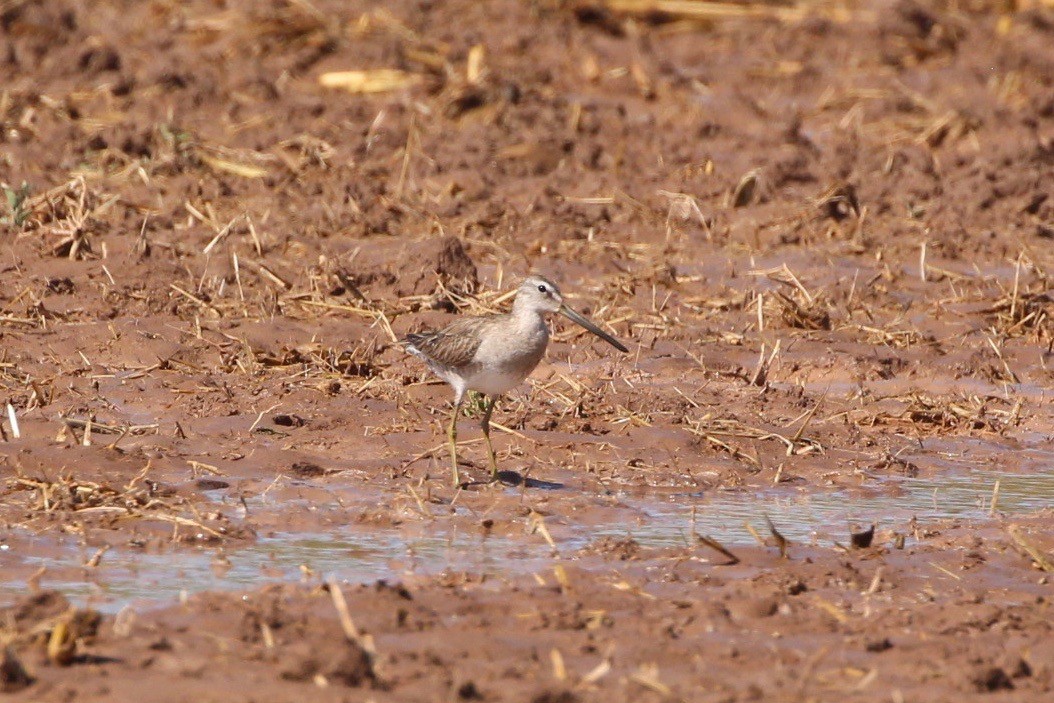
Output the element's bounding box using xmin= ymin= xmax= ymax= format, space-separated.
xmin=464 ymin=365 xmax=532 ymax=396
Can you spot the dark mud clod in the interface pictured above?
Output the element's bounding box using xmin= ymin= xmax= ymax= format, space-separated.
xmin=272 ymin=413 xmax=305 ymax=427
xmin=457 ymin=680 xmax=484 ymax=700
xmin=850 ymin=524 xmax=876 ymax=549
xmin=278 ymin=640 xmax=376 ymax=688
xmin=289 ymin=461 xmax=328 ymax=478
xmin=730 ymin=170 xmax=760 ymax=208
xmin=815 ymin=182 xmax=860 ymax=221
xmin=531 ymin=690 xmax=579 ymax=703
xmin=865 ymin=637 xmax=893 ymax=652
xmin=0 ymin=648 xmax=33 ymax=693
xmin=973 ymin=667 xmax=1014 ymax=692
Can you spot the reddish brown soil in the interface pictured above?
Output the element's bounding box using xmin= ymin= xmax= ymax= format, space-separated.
xmin=2 ymin=0 xmax=1053 ymax=701
xmin=3 ymin=519 xmax=1054 ymax=702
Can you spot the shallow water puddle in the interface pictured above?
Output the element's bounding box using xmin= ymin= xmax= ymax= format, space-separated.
xmin=0 ymin=529 xmax=561 ymax=614
xmin=612 ymin=468 xmax=1054 ymax=548
xmin=1 ymin=468 xmax=1050 ymax=613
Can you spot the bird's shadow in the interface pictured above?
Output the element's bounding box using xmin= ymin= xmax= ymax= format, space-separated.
xmin=460 ymin=470 xmax=564 ymax=491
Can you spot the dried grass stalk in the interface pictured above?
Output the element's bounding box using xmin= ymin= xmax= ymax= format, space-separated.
xmin=319 ymin=69 xmax=420 ymax=93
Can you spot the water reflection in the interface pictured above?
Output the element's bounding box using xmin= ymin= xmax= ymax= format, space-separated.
xmin=2 ymin=468 xmax=1049 ymax=612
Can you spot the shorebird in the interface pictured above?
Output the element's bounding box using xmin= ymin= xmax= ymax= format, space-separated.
xmin=404 ymin=275 xmax=628 ymax=485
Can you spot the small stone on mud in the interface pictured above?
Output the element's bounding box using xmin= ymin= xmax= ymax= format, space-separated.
xmin=850 ymin=524 xmax=875 ymax=549
xmin=998 ymin=655 xmax=1032 ymax=679
xmin=581 ymin=536 xmax=640 ymax=560
xmin=195 ymin=478 xmax=229 ymax=490
xmin=727 ymin=597 xmax=779 ymax=621
xmin=374 ymin=580 xmax=413 ymax=600
xmin=457 ymin=680 xmax=483 ymax=700
xmin=290 ymin=461 xmax=327 ymax=478
xmin=1 ymin=647 xmax=33 ymax=693
xmin=279 ymin=640 xmax=375 ymax=688
xmin=531 ymin=690 xmax=579 ymax=703
xmin=46 ymin=277 xmax=75 ymax=294
xmin=272 ymin=414 xmax=305 ymax=427
xmin=865 ymin=637 xmax=893 ymax=652
xmin=973 ymin=666 xmax=1014 ymax=692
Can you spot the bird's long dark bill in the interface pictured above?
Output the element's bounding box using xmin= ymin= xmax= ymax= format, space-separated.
xmin=559 ymin=305 xmax=629 ymax=353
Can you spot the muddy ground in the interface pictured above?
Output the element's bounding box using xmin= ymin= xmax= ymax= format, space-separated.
xmin=1 ymin=0 xmax=1053 ymax=700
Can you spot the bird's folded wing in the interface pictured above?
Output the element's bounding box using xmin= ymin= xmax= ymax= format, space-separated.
xmin=404 ymin=316 xmax=491 ymax=369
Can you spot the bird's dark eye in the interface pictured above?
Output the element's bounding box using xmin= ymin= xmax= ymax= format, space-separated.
xmin=538 ymin=284 xmax=547 ymax=293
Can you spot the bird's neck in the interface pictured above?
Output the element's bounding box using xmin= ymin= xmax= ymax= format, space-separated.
xmin=510 ymin=305 xmax=549 ymax=336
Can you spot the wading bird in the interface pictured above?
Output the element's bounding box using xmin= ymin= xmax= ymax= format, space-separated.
xmin=404 ymin=275 xmax=628 ymax=485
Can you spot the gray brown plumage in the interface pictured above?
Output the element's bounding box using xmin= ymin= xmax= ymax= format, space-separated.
xmin=404 ymin=275 xmax=628 ymax=485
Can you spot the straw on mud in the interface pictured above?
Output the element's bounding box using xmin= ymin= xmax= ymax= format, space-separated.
xmin=550 ymin=648 xmax=567 ymax=681
xmin=985 ymin=335 xmax=1020 ymax=383
xmin=326 ymin=578 xmax=359 ymax=638
xmin=6 ymin=403 xmax=20 ymax=439
xmin=930 ymin=562 xmax=962 ymax=581
xmin=406 ymin=485 xmax=431 ymax=519
xmin=611 ymin=580 xmax=656 ymax=600
xmin=989 ymin=480 xmax=1000 ymax=516
xmin=318 ymin=69 xmax=420 ymax=93
xmin=772 ymin=463 xmax=785 ymax=485
xmin=695 ymin=533 xmax=739 ymax=565
xmin=1007 ymin=525 xmax=1054 ymax=573
xmin=765 ymin=514 xmax=789 ymax=559
xmin=607 ymin=0 xmax=811 ymax=22
xmin=170 ymin=284 xmax=221 ymax=315
xmin=789 ymin=389 xmax=826 ymax=445
xmin=582 ymin=657 xmax=612 ymax=685
xmin=247 ymin=404 xmax=280 ymax=434
xmin=748 ymin=339 xmax=780 ymax=387
xmin=1010 ymin=252 xmax=1022 ymax=322
xmin=202 ymin=214 xmax=244 ymax=255
xmin=84 ymin=545 xmax=110 ymax=568
xmin=865 ymin=566 xmax=884 ymax=595
xmin=326 ymin=577 xmax=376 ymax=654
xmin=553 ymin=565 xmax=571 ymax=594
xmin=198 ymin=154 xmax=268 ymax=179
xmin=813 ymin=597 xmax=848 ymax=623
xmin=466 ymin=44 xmax=486 ymax=85
xmin=240 ymin=259 xmax=291 ymax=290
xmin=151 ymin=514 xmax=225 ymax=539
xmin=528 ymin=510 xmax=558 ymax=553
xmin=188 ymin=460 xmax=224 ymax=476
xmin=47 ymin=619 xmax=75 ymax=666
xmin=105 ymin=427 xmax=130 ymax=451
xmin=260 ymin=622 xmax=276 ymax=649
xmin=743 ymin=522 xmax=765 ymax=546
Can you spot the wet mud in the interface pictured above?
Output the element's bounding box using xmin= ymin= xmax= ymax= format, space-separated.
xmin=1 ymin=0 xmax=1053 ymax=700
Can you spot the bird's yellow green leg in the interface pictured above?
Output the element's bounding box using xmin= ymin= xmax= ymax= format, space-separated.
xmin=480 ymin=395 xmax=499 ymax=480
xmin=449 ymin=398 xmax=462 ymax=486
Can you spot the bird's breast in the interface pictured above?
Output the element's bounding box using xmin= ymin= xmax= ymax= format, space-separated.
xmin=467 ymin=316 xmax=549 ymax=395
